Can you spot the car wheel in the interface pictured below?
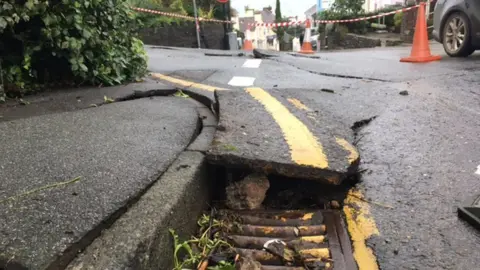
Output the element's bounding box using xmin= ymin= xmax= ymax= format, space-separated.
xmin=442 ymin=12 xmax=472 ymax=57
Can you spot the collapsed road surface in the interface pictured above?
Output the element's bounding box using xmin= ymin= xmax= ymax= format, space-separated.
xmin=148 ymin=44 xmax=480 ymax=270
xmin=1 ymin=44 xmax=479 ymax=269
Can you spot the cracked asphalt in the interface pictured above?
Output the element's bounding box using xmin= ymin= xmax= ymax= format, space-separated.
xmin=148 ymin=44 xmax=480 ymax=270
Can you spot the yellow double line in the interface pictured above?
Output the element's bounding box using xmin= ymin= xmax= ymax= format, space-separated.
xmin=153 ymin=74 xmax=379 ymax=270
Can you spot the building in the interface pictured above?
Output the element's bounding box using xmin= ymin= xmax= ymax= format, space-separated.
xmin=233 ymin=6 xmax=277 ymax=50
xmin=363 ymin=0 xmax=403 ymax=12
xmin=305 ymin=2 xmax=333 ymax=28
xmin=315 ymin=0 xmax=334 ymax=13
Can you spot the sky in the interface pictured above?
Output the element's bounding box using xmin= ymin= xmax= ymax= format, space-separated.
xmin=231 ymin=0 xmax=316 ymax=18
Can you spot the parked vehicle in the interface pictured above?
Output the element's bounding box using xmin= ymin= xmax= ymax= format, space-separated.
xmin=433 ymin=0 xmax=480 ymax=57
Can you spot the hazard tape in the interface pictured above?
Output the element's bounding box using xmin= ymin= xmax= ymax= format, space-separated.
xmin=315 ymin=4 xmax=419 ymax=23
xmin=132 ymin=7 xmax=234 ymax=24
xmin=248 ymin=1 xmax=430 ymax=28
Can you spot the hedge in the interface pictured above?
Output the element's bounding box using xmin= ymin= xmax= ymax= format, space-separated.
xmin=0 ymin=0 xmax=148 ymax=97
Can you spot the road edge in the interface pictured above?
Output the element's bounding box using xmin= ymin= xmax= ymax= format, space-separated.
xmin=60 ymin=84 xmax=218 ymax=269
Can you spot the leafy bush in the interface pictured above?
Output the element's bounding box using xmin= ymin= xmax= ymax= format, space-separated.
xmin=317 ymin=4 xmax=406 ymax=34
xmin=318 ymin=9 xmax=368 ymax=34
xmin=128 ymin=0 xmax=219 ymax=28
xmin=394 ymin=12 xmax=403 ymax=32
xmin=0 ymin=0 xmax=148 ymax=96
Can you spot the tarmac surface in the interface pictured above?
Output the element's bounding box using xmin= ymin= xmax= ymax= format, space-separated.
xmin=208 ymin=88 xmax=357 ymax=184
xmin=0 ymin=97 xmax=199 ymax=269
xmin=148 ymin=44 xmax=480 ymax=270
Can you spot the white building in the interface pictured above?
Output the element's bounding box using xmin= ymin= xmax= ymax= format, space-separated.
xmin=363 ymin=0 xmax=403 ymax=12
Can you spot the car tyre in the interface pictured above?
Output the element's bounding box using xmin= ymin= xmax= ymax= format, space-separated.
xmin=442 ymin=12 xmax=473 ymax=57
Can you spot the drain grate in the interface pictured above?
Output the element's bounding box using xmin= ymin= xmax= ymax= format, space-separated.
xmin=218 ymin=210 xmax=357 ymax=270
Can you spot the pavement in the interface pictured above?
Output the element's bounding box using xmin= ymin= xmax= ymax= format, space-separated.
xmin=147 ymin=43 xmax=480 ymax=270
xmin=0 ymin=86 xmax=205 ymax=268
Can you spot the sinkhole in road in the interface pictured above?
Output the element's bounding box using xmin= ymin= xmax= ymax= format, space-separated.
xmin=171 ymin=116 xmax=379 ymax=269
xmin=174 ymin=164 xmax=360 ymax=270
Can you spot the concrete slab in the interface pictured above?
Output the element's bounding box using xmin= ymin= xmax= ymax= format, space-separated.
xmin=207 ymin=89 xmax=358 ymax=184
xmin=187 ymin=126 xmax=217 ymax=153
xmin=196 ymin=107 xmax=217 ymax=127
xmin=66 ymin=151 xmax=209 ymax=270
xmin=0 ymin=97 xmax=199 ymax=269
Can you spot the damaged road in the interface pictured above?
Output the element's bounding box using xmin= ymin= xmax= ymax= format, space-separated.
xmin=148 ymin=44 xmax=480 ymax=270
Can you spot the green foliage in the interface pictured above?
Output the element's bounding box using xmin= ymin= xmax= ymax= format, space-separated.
xmin=394 ymin=12 xmax=403 ymax=29
xmin=128 ymin=0 xmax=222 ymax=28
xmin=275 ymin=0 xmax=282 ymax=21
xmin=170 ymin=214 xmax=232 ymax=270
xmin=0 ymin=0 xmax=148 ymax=96
xmin=318 ymin=3 xmax=405 ymax=34
xmin=331 ymin=0 xmax=364 ymax=16
xmin=208 ymin=261 xmax=235 ymax=270
xmin=274 ymin=0 xmax=286 ymax=42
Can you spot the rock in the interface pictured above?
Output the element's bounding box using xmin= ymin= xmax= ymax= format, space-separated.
xmin=330 ymin=200 xmax=341 ymax=209
xmin=399 ymin=90 xmax=409 ymax=96
xmin=235 ymin=256 xmax=262 ymax=270
xmin=394 ymin=249 xmax=399 ymax=255
xmin=226 ymin=173 xmax=270 ymax=210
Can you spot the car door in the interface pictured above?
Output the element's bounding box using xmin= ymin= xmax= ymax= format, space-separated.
xmin=465 ymin=0 xmax=480 ymax=45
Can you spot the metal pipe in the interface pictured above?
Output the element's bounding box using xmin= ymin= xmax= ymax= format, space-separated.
xmin=192 ymin=0 xmax=201 ymax=48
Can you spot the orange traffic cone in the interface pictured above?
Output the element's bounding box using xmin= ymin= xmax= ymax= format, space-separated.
xmin=300 ymin=19 xmax=315 ymax=54
xmin=400 ymin=2 xmax=441 ymax=63
xmin=243 ymin=26 xmax=254 ymax=51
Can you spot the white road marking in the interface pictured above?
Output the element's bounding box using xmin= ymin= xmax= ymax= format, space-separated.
xmin=242 ymin=59 xmax=262 ymax=68
xmin=475 ymin=165 xmax=480 ymax=175
xmin=228 ymin=76 xmax=255 ymax=86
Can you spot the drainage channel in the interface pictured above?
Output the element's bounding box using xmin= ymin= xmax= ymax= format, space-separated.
xmin=172 ymin=166 xmax=359 ymax=270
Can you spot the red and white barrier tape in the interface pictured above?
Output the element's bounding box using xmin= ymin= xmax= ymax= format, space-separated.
xmin=315 ymin=5 xmax=418 ymax=23
xmin=132 ymin=7 xmax=234 ymax=24
xmin=248 ymin=2 xmax=431 ymax=28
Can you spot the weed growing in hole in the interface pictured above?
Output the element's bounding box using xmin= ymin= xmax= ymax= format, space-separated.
xmin=103 ymin=96 xmax=115 ymax=104
xmin=174 ymin=90 xmax=190 ymax=98
xmin=222 ymin=144 xmax=238 ymax=152
xmin=170 ymin=214 xmax=233 ymax=270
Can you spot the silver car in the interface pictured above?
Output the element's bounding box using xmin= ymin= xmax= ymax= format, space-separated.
xmin=433 ymin=0 xmax=480 ymax=57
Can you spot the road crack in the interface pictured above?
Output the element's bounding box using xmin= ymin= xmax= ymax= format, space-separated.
xmin=270 ymin=58 xmax=392 ymax=82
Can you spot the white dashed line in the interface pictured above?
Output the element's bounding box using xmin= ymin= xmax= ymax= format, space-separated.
xmin=228 ymin=76 xmax=256 ymax=87
xmin=242 ymin=59 xmax=262 ymax=68
xmin=475 ymin=165 xmax=480 ymax=175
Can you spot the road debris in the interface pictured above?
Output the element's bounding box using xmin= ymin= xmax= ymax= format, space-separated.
xmin=253 ymin=49 xmax=278 ymax=59
xmin=321 ymin=88 xmax=335 ymax=94
xmin=0 ymin=176 xmax=82 ymax=205
xmin=170 ymin=214 xmax=232 ymax=270
xmin=330 ymin=200 xmax=341 ymax=209
xmin=226 ymin=173 xmax=270 ymax=210
xmin=18 ymin=98 xmax=30 ymax=105
xmin=205 ymin=52 xmax=245 ymax=57
xmin=214 ymin=209 xmax=352 ymax=269
xmin=236 ymin=256 xmax=262 ymax=270
xmin=399 ymin=90 xmax=409 ymax=96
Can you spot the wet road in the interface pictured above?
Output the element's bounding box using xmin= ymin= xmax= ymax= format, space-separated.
xmin=147 ymin=44 xmax=480 ymax=270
